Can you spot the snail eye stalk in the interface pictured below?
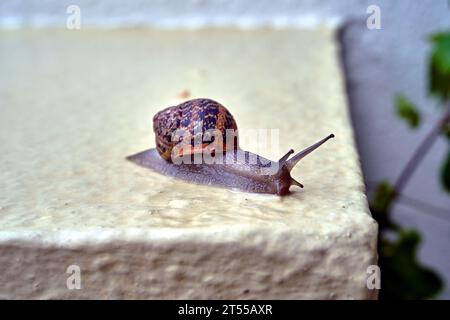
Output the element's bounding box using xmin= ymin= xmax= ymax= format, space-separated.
xmin=278 ymin=149 xmax=294 ymax=164
xmin=285 ymin=134 xmax=335 ymax=171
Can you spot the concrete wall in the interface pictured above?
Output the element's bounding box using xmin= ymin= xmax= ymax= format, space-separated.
xmin=1 ymin=0 xmax=449 ymax=298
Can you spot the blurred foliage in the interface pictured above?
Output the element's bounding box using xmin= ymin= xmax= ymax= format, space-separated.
xmin=444 ymin=124 xmax=450 ymax=140
xmin=370 ymin=29 xmax=450 ymax=299
xmin=371 ymin=181 xmax=397 ymax=229
xmin=379 ymin=230 xmax=443 ymax=300
xmin=441 ymin=150 xmax=450 ymax=192
xmin=371 ymin=182 xmax=444 ymax=299
xmin=429 ymin=32 xmax=450 ymax=101
xmin=395 ymin=95 xmax=421 ymax=128
xmin=443 ymin=123 xmax=450 ymax=192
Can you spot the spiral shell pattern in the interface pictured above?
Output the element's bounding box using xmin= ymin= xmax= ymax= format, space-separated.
xmin=153 ymin=98 xmax=238 ymax=162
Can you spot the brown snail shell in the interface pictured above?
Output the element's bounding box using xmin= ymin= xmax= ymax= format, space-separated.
xmin=153 ymin=98 xmax=238 ymax=162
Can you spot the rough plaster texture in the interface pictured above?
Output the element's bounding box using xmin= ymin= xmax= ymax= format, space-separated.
xmin=1 ymin=1 xmax=448 ymax=298
xmin=0 ymin=28 xmax=378 ymax=299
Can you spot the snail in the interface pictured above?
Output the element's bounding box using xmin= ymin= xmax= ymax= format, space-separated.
xmin=127 ymin=98 xmax=334 ymax=196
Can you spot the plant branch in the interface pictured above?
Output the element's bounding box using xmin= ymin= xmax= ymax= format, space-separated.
xmin=398 ymin=193 xmax=450 ymax=221
xmin=393 ymin=102 xmax=450 ymax=197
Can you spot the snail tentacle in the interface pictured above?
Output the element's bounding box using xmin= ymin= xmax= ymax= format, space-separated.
xmin=285 ymin=134 xmax=335 ymax=171
xmin=278 ymin=149 xmax=294 ymax=164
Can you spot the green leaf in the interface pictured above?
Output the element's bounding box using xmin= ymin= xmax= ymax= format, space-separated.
xmin=441 ymin=149 xmax=450 ymax=192
xmin=379 ymin=229 xmax=443 ymax=299
xmin=370 ymin=181 xmax=398 ymax=230
xmin=372 ymin=181 xmax=395 ymax=213
xmin=429 ymin=32 xmax=450 ymax=101
xmin=443 ymin=124 xmax=450 ymax=141
xmin=395 ymin=94 xmax=421 ymax=128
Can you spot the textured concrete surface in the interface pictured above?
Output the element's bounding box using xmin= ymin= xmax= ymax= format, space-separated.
xmin=1 ymin=0 xmax=447 ymax=299
xmin=0 ymin=28 xmax=378 ymax=299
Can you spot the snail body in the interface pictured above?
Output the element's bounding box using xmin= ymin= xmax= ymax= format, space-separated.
xmin=127 ymin=98 xmax=334 ymax=196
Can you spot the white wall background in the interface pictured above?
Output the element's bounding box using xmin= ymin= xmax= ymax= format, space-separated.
xmin=1 ymin=0 xmax=449 ymax=298
xmin=0 ymin=0 xmax=374 ymax=28
xmin=339 ymin=0 xmax=450 ymax=299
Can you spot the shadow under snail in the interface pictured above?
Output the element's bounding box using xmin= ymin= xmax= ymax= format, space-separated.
xmin=127 ymin=98 xmax=334 ymax=196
